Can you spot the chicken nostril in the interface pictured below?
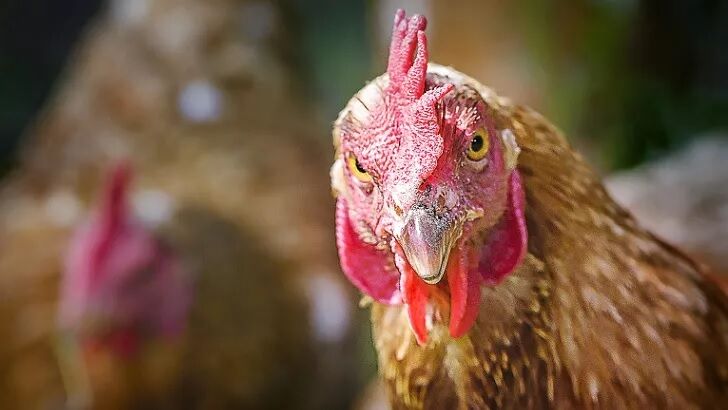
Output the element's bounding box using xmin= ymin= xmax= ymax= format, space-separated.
xmin=437 ymin=193 xmax=447 ymax=211
xmin=393 ymin=203 xmax=404 ymax=217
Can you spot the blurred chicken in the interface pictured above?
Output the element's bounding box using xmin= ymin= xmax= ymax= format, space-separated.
xmin=50 ymin=163 xmax=315 ymax=409
xmin=0 ymin=0 xmax=358 ymax=408
xmin=332 ymin=10 xmax=728 ymax=408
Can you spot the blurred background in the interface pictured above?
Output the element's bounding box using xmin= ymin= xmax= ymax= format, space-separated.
xmin=3 ymin=0 xmax=728 ymax=171
xmin=0 ymin=0 xmax=726 ymax=408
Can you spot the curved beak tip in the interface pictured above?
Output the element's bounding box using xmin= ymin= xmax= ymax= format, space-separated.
xmin=396 ymin=206 xmax=460 ymax=285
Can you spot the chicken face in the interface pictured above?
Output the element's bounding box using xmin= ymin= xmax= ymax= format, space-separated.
xmin=58 ymin=163 xmax=192 ymax=355
xmin=332 ymin=10 xmax=527 ymax=343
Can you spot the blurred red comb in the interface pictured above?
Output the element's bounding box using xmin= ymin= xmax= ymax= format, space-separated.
xmin=102 ymin=161 xmax=132 ymax=229
xmin=91 ymin=161 xmax=132 ymax=277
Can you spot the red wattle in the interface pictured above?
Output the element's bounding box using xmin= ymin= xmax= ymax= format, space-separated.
xmin=399 ymin=256 xmax=430 ymax=344
xmin=86 ymin=327 xmax=140 ymax=357
xmin=107 ymin=327 xmax=140 ymax=357
xmin=448 ymin=244 xmax=482 ymax=338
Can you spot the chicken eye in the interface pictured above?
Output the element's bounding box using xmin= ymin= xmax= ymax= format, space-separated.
xmin=466 ymin=129 xmax=490 ymax=161
xmin=347 ymin=155 xmax=373 ymax=183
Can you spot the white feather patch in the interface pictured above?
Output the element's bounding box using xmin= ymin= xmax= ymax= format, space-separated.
xmin=330 ymin=159 xmax=346 ymax=197
xmin=132 ymin=189 xmax=176 ymax=228
xmin=45 ymin=190 xmax=82 ymax=228
xmin=500 ymin=128 xmax=520 ymax=171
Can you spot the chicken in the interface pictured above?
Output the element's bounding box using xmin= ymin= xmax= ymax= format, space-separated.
xmin=331 ymin=10 xmax=728 ymax=409
xmin=1 ymin=161 xmax=321 ymax=409
xmin=50 ymin=162 xmax=317 ymax=409
xmin=0 ymin=0 xmax=358 ymax=408
xmin=57 ymin=163 xmax=193 ymax=357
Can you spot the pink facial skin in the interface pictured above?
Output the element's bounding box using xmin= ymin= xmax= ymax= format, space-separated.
xmin=58 ymin=163 xmax=192 ymax=356
xmin=334 ymin=10 xmax=527 ymax=344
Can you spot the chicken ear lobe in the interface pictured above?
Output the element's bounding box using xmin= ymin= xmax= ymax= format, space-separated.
xmin=478 ymin=170 xmax=528 ymax=285
xmin=335 ymin=198 xmax=401 ymax=304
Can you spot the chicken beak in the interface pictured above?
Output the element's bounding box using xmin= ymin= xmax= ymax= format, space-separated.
xmin=395 ymin=205 xmax=463 ymax=285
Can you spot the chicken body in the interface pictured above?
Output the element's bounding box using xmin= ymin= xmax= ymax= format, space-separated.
xmin=332 ymin=10 xmax=728 ymax=409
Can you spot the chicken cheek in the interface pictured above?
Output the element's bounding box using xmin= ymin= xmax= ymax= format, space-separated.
xmin=335 ymin=198 xmax=402 ymax=304
xmin=478 ymin=170 xmax=528 ymax=285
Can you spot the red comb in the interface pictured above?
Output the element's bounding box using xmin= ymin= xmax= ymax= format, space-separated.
xmin=387 ymin=10 xmax=427 ymax=99
xmin=387 ymin=11 xmax=438 ymax=103
xmin=385 ymin=9 xmax=453 ymax=125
